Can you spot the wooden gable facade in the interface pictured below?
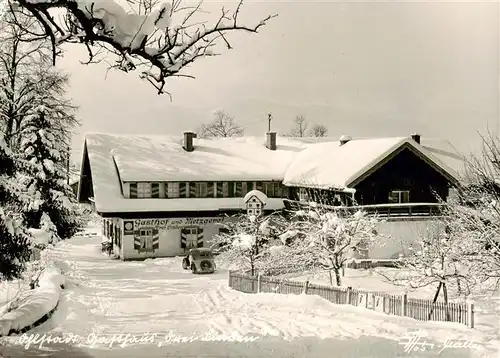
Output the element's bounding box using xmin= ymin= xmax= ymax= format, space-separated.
xmin=350 ymin=143 xmax=458 ymax=205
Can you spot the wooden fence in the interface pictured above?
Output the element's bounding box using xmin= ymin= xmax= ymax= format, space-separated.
xmin=228 ymin=270 xmax=474 ymax=328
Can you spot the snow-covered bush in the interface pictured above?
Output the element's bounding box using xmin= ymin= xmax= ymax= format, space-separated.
xmin=9 ymin=0 xmax=277 ymax=95
xmin=0 ymin=264 xmax=65 ymax=336
xmin=281 ymin=204 xmax=383 ymax=286
xmin=211 ymin=212 xmax=288 ymax=276
xmin=384 ymin=220 xmax=480 ymax=303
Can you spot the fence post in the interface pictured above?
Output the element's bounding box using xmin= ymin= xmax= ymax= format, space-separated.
xmin=346 ymin=287 xmax=352 ymax=305
xmin=401 ymin=294 xmax=407 ymax=317
xmin=467 ymin=302 xmax=475 ymax=329
xmin=303 ymin=280 xmax=309 ymax=294
xmin=257 ymin=272 xmax=262 ymax=293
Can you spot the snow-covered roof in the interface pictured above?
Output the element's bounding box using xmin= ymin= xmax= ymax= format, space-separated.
xmin=283 ymin=137 xmax=462 ymax=190
xmin=83 ymin=133 xmax=298 ymax=213
xmin=102 ymin=133 xmax=310 ymax=182
xmin=82 ymin=132 xmax=463 ymax=213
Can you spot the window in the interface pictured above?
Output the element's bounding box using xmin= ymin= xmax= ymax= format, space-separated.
xmin=167 ymin=182 xmax=180 ymax=198
xmin=298 ymin=188 xmax=308 ymax=202
xmin=136 ymin=182 xmax=152 ymax=198
xmin=226 ymin=182 xmax=233 ymax=197
xmin=403 ymin=178 xmax=414 ymax=186
xmin=264 ymin=182 xmax=282 ymax=198
xmin=389 ymin=190 xmax=410 ymax=203
xmin=196 ymin=182 xmax=208 ymax=197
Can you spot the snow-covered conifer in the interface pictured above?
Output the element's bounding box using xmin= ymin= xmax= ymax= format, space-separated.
xmin=18 ymin=106 xmax=84 ymax=242
xmin=0 ymin=134 xmax=32 ymax=280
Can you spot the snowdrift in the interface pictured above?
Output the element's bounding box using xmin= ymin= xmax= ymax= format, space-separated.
xmin=0 ymin=266 xmax=65 ymax=336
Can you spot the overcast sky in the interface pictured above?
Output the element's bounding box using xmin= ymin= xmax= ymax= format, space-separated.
xmin=57 ymin=0 xmax=499 ymax=164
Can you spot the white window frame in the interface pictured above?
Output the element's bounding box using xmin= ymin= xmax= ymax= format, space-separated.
xmin=167 ymin=182 xmax=180 ymax=198
xmin=389 ymin=190 xmax=410 ymax=203
xmin=137 ymin=182 xmax=152 ymax=198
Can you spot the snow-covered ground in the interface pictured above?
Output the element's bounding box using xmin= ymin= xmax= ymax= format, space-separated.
xmin=1 ymin=234 xmax=499 ymax=357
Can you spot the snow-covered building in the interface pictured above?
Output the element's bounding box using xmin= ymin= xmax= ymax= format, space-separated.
xmin=283 ymin=133 xmax=464 ymax=215
xmin=77 ymin=131 xmax=464 ymax=260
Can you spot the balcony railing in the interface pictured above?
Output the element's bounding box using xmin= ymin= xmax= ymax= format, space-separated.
xmin=283 ymin=200 xmax=445 ymax=218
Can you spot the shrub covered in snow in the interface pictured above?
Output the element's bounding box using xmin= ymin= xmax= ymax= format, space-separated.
xmin=211 ymin=212 xmax=288 ymax=275
xmin=277 ymin=204 xmax=383 ymax=286
xmin=0 ymin=264 xmax=65 ymax=336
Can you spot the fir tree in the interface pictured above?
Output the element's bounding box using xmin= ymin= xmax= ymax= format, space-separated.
xmin=19 ymin=106 xmax=83 ymax=242
xmin=0 ymin=134 xmax=32 ymax=281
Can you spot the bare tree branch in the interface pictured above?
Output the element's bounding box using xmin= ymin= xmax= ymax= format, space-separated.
xmin=10 ymin=0 xmax=277 ymax=95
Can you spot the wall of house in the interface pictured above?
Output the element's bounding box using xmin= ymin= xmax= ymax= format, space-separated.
xmin=367 ymin=218 xmax=445 ymax=259
xmin=120 ymin=216 xmax=235 ymax=260
xmin=354 ymin=147 xmax=450 ymax=205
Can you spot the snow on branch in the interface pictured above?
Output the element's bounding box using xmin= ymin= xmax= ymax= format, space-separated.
xmin=12 ymin=0 xmax=277 ymax=94
xmin=282 ymin=203 xmax=383 ymax=286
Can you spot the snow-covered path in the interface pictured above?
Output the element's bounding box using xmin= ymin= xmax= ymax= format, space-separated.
xmin=0 ymin=236 xmax=497 ymax=357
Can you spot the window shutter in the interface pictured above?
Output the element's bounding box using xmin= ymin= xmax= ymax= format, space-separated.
xmin=241 ymin=182 xmax=247 ymax=196
xmin=207 ymin=182 xmax=214 ymax=197
xmin=129 ymin=183 xmax=137 ymax=198
xmin=189 ymin=182 xmax=196 ymax=197
xmin=152 ymin=183 xmax=160 ymax=198
xmin=227 ymin=182 xmax=234 ymax=197
xmin=179 ymin=182 xmax=187 ymax=198
xmin=235 ymin=182 xmax=242 ymax=197
xmin=216 ymin=182 xmax=223 ymax=198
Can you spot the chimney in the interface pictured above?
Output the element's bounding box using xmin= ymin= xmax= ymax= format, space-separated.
xmin=183 ymin=131 xmax=197 ymax=152
xmin=411 ymin=133 xmax=421 ymax=144
xmin=266 ymin=132 xmax=277 ymax=150
xmin=339 ymin=134 xmax=352 ymax=146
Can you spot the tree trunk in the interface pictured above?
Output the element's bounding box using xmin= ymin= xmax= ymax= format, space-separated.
xmin=432 ymin=282 xmax=442 ymax=304
xmin=442 ymin=282 xmax=451 ymax=321
xmin=428 ymin=282 xmax=442 ymax=320
xmin=328 ymin=270 xmax=333 ymax=285
xmin=334 ymin=267 xmax=342 ymax=286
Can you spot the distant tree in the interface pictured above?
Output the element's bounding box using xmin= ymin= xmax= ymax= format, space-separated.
xmin=289 ymin=115 xmax=308 ymax=137
xmin=0 ymin=7 xmax=79 ymax=150
xmin=309 ymin=124 xmax=328 ymax=137
xmin=198 ymin=110 xmax=244 ymax=138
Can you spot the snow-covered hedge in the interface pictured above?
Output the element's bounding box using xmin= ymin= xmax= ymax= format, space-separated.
xmin=0 ymin=265 xmax=65 ymax=336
